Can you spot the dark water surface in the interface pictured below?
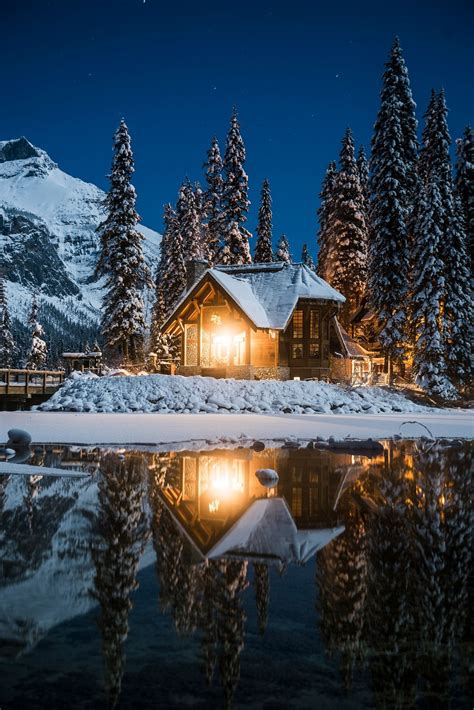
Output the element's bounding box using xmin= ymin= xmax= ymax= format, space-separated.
xmin=0 ymin=441 xmax=472 ymax=709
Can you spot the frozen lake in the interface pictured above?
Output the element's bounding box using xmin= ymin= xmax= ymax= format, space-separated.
xmin=0 ymin=440 xmax=472 ymax=708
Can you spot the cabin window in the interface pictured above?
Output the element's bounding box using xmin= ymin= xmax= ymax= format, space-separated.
xmin=292 ymin=310 xmax=303 ymax=338
xmin=309 ymin=343 xmax=320 ymax=359
xmin=292 ymin=343 xmax=304 ymax=359
xmin=309 ymin=310 xmax=320 ymax=339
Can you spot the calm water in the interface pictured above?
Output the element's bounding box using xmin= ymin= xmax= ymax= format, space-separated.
xmin=0 ymin=441 xmax=472 ymax=709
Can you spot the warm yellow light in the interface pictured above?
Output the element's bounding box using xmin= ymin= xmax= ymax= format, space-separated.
xmin=209 ymin=499 xmax=220 ymax=513
xmin=209 ymin=461 xmax=244 ymax=498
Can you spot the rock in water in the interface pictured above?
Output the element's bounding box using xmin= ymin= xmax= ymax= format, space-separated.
xmin=7 ymin=428 xmax=32 ymax=449
xmin=256 ymin=468 xmax=279 ymax=488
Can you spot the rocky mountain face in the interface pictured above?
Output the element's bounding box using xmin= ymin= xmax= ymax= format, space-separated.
xmin=0 ymin=137 xmax=161 ymax=361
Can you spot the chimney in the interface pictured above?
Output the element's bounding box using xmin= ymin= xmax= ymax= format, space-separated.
xmin=186 ymin=259 xmax=208 ymax=291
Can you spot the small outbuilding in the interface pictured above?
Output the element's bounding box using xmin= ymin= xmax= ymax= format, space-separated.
xmin=62 ymin=351 xmax=102 ymax=376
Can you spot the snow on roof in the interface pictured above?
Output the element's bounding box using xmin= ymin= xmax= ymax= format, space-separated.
xmin=207 ymin=498 xmax=344 ymax=564
xmin=170 ymin=262 xmax=343 ymax=331
xmin=62 ymin=352 xmax=101 ymax=358
xmin=333 ymin=320 xmax=371 ymax=359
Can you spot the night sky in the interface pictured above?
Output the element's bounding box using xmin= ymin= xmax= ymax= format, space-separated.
xmin=2 ymin=0 xmax=473 ymax=257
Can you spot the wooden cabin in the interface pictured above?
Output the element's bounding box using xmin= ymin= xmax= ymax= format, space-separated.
xmin=162 ymin=261 xmax=346 ymax=380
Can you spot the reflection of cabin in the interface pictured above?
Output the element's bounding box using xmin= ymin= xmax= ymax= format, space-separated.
xmin=62 ymin=351 xmax=102 ymax=376
xmin=153 ymin=447 xmax=355 ymax=564
xmin=162 ymin=261 xmax=346 ymax=380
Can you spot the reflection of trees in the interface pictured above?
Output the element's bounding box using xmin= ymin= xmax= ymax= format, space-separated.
xmin=148 ymin=466 xmax=249 ymax=709
xmin=23 ymin=474 xmax=43 ymax=533
xmin=91 ymin=454 xmax=149 ymax=708
xmin=316 ymin=490 xmax=367 ymax=690
xmin=253 ymin=563 xmax=269 ymax=636
xmin=316 ymin=442 xmax=473 ymax=708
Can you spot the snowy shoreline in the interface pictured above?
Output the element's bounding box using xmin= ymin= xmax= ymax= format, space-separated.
xmin=1 ymin=410 xmax=472 ymax=446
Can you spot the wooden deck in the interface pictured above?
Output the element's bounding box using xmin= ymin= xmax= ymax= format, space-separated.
xmin=0 ymin=369 xmax=65 ymax=410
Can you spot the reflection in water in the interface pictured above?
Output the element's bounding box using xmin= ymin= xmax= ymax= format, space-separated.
xmin=0 ymin=441 xmax=472 ymax=708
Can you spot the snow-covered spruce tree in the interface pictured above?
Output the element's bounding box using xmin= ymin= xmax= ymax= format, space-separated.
xmin=411 ymin=181 xmax=457 ymax=398
xmin=26 ymin=296 xmax=47 ymax=370
xmin=221 ymin=109 xmax=252 ymax=264
xmin=455 ymin=125 xmax=474 ymax=274
xmin=254 ymin=178 xmax=273 ymax=263
xmin=419 ymin=91 xmax=471 ymax=387
xmin=176 ymin=177 xmax=207 ymax=262
xmin=100 ymin=120 xmax=151 ymax=364
xmin=356 ymin=145 xmax=369 ymax=206
xmin=301 ymin=243 xmax=316 ymax=271
xmin=275 ymin=233 xmax=291 ymax=263
xmin=368 ymin=39 xmax=418 ymax=377
xmin=330 ymin=128 xmax=368 ymax=327
xmin=91 ymin=454 xmax=149 ymax=709
xmin=0 ymin=278 xmax=15 ymax=368
xmin=316 ymin=160 xmax=338 ymax=281
xmin=204 ymin=137 xmax=224 ymax=264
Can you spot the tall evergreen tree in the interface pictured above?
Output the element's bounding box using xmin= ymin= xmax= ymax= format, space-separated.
xmin=411 ymin=181 xmax=457 ymax=398
xmin=316 ymin=160 xmax=338 ymax=281
xmin=99 ymin=120 xmax=151 ymax=363
xmin=176 ymin=178 xmax=207 ymax=262
xmin=0 ymin=278 xmax=15 ymax=368
xmin=221 ymin=109 xmax=251 ymax=264
xmin=330 ymin=128 xmax=368 ymax=327
xmin=301 ymin=243 xmax=316 ymax=271
xmin=275 ymin=233 xmax=291 ymax=263
xmin=455 ymin=125 xmax=474 ymax=274
xmin=204 ymin=137 xmax=224 ymax=264
xmin=254 ymin=178 xmax=273 ymax=263
xmin=368 ymin=38 xmax=418 ymax=375
xmin=356 ymin=145 xmax=369 ymax=205
xmin=418 ymin=92 xmax=471 ymax=386
xmin=26 ymin=296 xmax=47 ymax=369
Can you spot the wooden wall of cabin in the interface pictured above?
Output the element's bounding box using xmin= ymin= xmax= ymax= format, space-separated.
xmin=278 ymin=301 xmax=337 ymax=377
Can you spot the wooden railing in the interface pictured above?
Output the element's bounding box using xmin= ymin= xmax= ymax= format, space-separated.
xmin=0 ymin=369 xmax=65 ymax=397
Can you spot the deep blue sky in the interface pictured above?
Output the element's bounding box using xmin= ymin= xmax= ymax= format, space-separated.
xmin=2 ymin=0 xmax=473 ymax=258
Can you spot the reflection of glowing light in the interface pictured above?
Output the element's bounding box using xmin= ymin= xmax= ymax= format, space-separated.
xmin=209 ymin=461 xmax=244 ymax=498
xmin=209 ymin=499 xmax=220 ymax=513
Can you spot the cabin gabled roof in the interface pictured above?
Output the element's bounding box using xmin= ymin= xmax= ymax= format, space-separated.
xmin=164 ymin=262 xmax=345 ymax=332
xmin=333 ymin=319 xmax=372 ymax=359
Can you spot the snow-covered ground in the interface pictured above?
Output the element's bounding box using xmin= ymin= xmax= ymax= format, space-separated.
xmin=38 ymin=372 xmax=435 ymax=415
xmin=1 ymin=410 xmax=472 ymax=446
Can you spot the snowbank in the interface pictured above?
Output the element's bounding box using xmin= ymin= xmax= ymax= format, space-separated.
xmin=37 ymin=373 xmax=431 ymax=415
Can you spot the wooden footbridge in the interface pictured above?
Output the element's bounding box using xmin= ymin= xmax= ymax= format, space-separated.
xmin=0 ymin=369 xmax=65 ymax=410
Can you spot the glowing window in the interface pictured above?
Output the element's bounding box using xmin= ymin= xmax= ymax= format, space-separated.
xmin=310 ymin=310 xmax=320 ymax=339
xmin=292 ymin=310 xmax=303 ymax=339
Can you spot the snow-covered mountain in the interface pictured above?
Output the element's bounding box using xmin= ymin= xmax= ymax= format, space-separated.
xmin=0 ymin=137 xmax=161 ymax=352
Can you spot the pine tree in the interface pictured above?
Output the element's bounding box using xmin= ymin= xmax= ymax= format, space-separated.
xmin=368 ymin=38 xmax=418 ymax=375
xmin=356 ymin=145 xmax=369 ymax=205
xmin=316 ymin=160 xmax=338 ymax=281
xmin=221 ymin=109 xmax=252 ymax=264
xmin=204 ymin=137 xmax=224 ymax=264
xmin=301 ymin=243 xmax=316 ymax=271
xmin=418 ymin=91 xmax=471 ymax=387
xmin=100 ymin=120 xmax=151 ymax=364
xmin=455 ymin=125 xmax=474 ymax=274
xmin=254 ymin=178 xmax=273 ymax=263
xmin=26 ymin=296 xmax=47 ymax=369
xmin=411 ymin=181 xmax=457 ymax=398
xmin=330 ymin=128 xmax=368 ymax=327
xmin=0 ymin=278 xmax=15 ymax=368
xmin=177 ymin=177 xmax=206 ymax=262
xmin=151 ymin=203 xmax=184 ymax=361
xmin=275 ymin=233 xmax=291 ymax=263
